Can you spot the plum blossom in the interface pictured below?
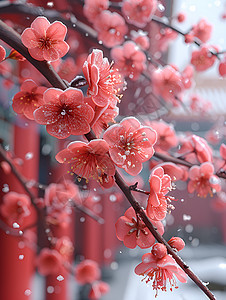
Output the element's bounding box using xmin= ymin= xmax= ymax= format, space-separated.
xmin=93 ymin=11 xmax=128 ymax=48
xmin=191 ymin=46 xmax=218 ymax=72
xmin=111 ymin=41 xmax=146 ymax=80
xmin=156 ymin=162 xmax=188 ymax=182
xmin=131 ymin=30 xmax=150 ymax=50
xmin=188 ymin=162 xmax=221 ymax=197
xmin=55 ymin=140 xmax=115 ymax=183
xmin=0 ymin=191 xmax=31 ymax=225
xmin=12 ymin=80 xmax=47 ymax=120
xmin=190 ymin=19 xmax=212 ymax=43
xmin=146 ymin=167 xmax=173 ymax=221
xmin=83 ymin=49 xmax=123 ymax=107
xmin=176 ymin=13 xmax=186 ymax=23
xmin=44 ymin=180 xmax=80 ymax=225
xmin=21 ymin=16 xmax=69 ymax=62
xmin=103 ymin=117 xmax=157 ymax=176
xmin=122 ymin=0 xmax=157 ymax=28
xmin=181 ymin=65 xmax=194 ymax=89
xmin=115 ymin=207 xmax=164 ymax=249
xmin=151 ymin=65 xmax=184 ymax=104
xmin=75 ymin=259 xmax=100 ymax=284
xmin=37 ymin=248 xmax=62 ymax=276
xmin=83 ymin=0 xmax=109 ymax=23
xmin=89 ymin=281 xmax=109 ymax=300
xmin=178 ymin=134 xmax=212 ymax=164
xmin=219 ymin=56 xmax=226 ymax=77
xmin=154 ymin=27 xmax=178 ymax=53
xmin=55 ymin=236 xmax=74 ymax=260
xmin=146 ymin=120 xmax=178 ymax=152
xmin=34 ymin=88 xmax=94 ymax=139
xmin=135 ymin=243 xmax=187 ymax=296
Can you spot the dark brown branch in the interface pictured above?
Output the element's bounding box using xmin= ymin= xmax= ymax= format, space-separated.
xmin=0 ymin=20 xmax=216 ymax=300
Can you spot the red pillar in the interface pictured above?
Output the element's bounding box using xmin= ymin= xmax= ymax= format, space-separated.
xmin=0 ymin=122 xmax=39 ymax=300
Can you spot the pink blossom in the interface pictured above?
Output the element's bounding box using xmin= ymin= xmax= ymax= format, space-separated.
xmin=190 ymin=94 xmax=212 ymax=114
xmin=176 ymin=13 xmax=186 ymax=23
xmin=131 ymin=30 xmax=150 ymax=50
xmin=94 ymin=11 xmax=128 ymax=48
xmin=0 ymin=191 xmax=31 ymax=225
xmin=219 ymin=56 xmax=226 ymax=77
xmin=37 ymin=248 xmax=62 ymax=276
xmin=12 ymin=80 xmax=47 ymax=120
xmin=89 ymin=281 xmax=110 ymax=300
xmin=34 ymin=88 xmax=94 ymax=139
xmin=168 ymin=237 xmax=185 ymax=251
xmin=54 ymin=57 xmax=79 ymax=82
xmin=111 ymin=41 xmax=146 ymax=80
xmin=55 ymin=139 xmax=115 ymax=182
xmin=191 ymin=19 xmax=212 ymax=43
xmin=75 ymin=259 xmax=100 ymax=284
xmin=21 ymin=16 xmax=69 ymax=62
xmin=178 ymin=134 xmax=213 ymax=164
xmin=151 ymin=65 xmax=184 ymax=103
xmin=122 ymin=0 xmax=157 ymax=28
xmin=147 ymin=167 xmax=173 ymax=221
xmin=154 ymin=28 xmax=178 ymax=52
xmin=0 ymin=45 xmax=6 ymax=62
xmin=83 ymin=0 xmax=109 ymax=23
xmin=191 ymin=46 xmax=218 ymax=72
xmin=55 ymin=236 xmax=74 ymax=260
xmin=103 ymin=117 xmax=157 ymax=176
xmin=135 ymin=244 xmax=187 ymax=296
xmin=44 ymin=180 xmax=79 ymax=225
xmin=115 ymin=207 xmax=164 ymax=249
xmin=188 ymin=162 xmax=221 ymax=197
xmin=147 ymin=120 xmax=178 ymax=152
xmin=83 ymin=49 xmax=123 ymax=107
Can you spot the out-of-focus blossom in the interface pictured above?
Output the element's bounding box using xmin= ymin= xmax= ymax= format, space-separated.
xmin=146 ymin=120 xmax=178 ymax=152
xmin=188 ymin=162 xmax=221 ymax=197
xmin=122 ymin=0 xmax=157 ymax=28
xmin=191 ymin=46 xmax=218 ymax=72
xmin=111 ymin=41 xmax=146 ymax=80
xmin=189 ymin=94 xmax=212 ymax=114
xmin=55 ymin=140 xmax=115 ymax=183
xmin=21 ymin=16 xmax=69 ymax=62
xmin=131 ymin=30 xmax=150 ymax=50
xmin=83 ymin=49 xmax=123 ymax=107
xmin=176 ymin=13 xmax=186 ymax=23
xmin=55 ymin=236 xmax=74 ymax=260
xmin=94 ymin=11 xmax=128 ymax=48
xmin=155 ymin=28 xmax=178 ymax=52
xmin=103 ymin=117 xmax=157 ymax=176
xmin=75 ymin=259 xmax=100 ymax=284
xmin=135 ymin=243 xmax=187 ymax=296
xmin=12 ymin=80 xmax=47 ymax=120
xmin=89 ymin=281 xmax=110 ymax=300
xmin=83 ymin=0 xmax=109 ymax=23
xmin=151 ymin=65 xmax=183 ymax=103
xmin=178 ymin=134 xmax=213 ymax=164
xmin=218 ymin=56 xmax=226 ymax=77
xmin=37 ymin=248 xmax=62 ymax=276
xmin=0 ymin=191 xmax=31 ymax=225
xmin=34 ymin=88 xmax=94 ymax=139
xmin=115 ymin=207 xmax=164 ymax=249
xmin=147 ymin=167 xmax=173 ymax=221
xmin=190 ymin=19 xmax=212 ymax=43
xmin=220 ymin=143 xmax=226 ymax=161
xmin=181 ymin=65 xmax=194 ymax=89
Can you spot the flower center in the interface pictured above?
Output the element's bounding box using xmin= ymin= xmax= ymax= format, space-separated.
xmin=39 ymin=37 xmax=52 ymax=50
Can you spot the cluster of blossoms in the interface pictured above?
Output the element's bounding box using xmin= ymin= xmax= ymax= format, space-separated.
xmin=0 ymin=2 xmax=226 ymax=298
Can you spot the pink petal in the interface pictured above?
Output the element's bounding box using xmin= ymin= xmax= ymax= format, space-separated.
xmin=124 ymin=207 xmax=136 ymax=219
xmin=43 ymin=47 xmax=59 ymax=62
xmin=46 ymin=120 xmax=71 ymax=139
xmin=137 ymin=231 xmax=155 ymax=249
xmin=96 ymin=155 xmax=115 ymax=176
xmin=43 ymin=88 xmax=63 ymax=104
xmin=21 ymin=28 xmax=40 ymax=49
xmin=46 ymin=21 xmax=67 ymax=40
xmin=153 ymin=166 xmax=164 ymax=178
xmin=189 ymin=166 xmax=200 ymax=180
xmin=31 ymin=16 xmax=50 ymax=36
xmin=89 ymin=139 xmax=109 ymax=155
xmin=149 ymin=175 xmax=161 ymax=193
xmin=34 ymin=105 xmax=60 ymax=125
xmin=200 ymin=162 xmax=214 ymax=177
xmin=59 ymin=88 xmax=84 ymax=106
xmin=148 ymin=192 xmax=160 ymax=207
xmin=115 ymin=216 xmax=130 ymax=241
xmin=21 ymin=79 xmax=37 ymax=92
xmin=70 ymin=118 xmax=91 ymax=135
xmin=55 ymin=148 xmax=76 ymax=163
xmin=120 ymin=117 xmax=141 ymax=132
xmin=28 ymin=47 xmax=44 ymax=61
xmin=124 ymin=233 xmax=137 ymax=249
xmin=55 ymin=41 xmax=69 ymax=58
